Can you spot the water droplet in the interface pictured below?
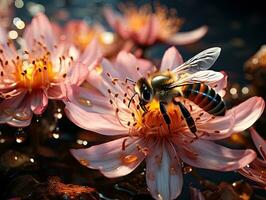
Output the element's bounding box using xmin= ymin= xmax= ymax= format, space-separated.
xmin=121 ymin=154 xmax=138 ymax=165
xmin=183 ymin=166 xmax=193 ymax=174
xmin=15 ymin=128 xmax=26 ymax=143
xmin=51 ymin=127 xmax=60 ymax=139
xmin=78 ymin=97 xmax=92 ymax=107
xmin=13 ymin=111 xmax=31 ymax=121
xmin=157 ymin=193 xmax=163 ymax=200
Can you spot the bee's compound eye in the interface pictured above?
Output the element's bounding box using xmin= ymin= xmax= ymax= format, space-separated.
xmin=142 ymin=88 xmax=152 ymax=102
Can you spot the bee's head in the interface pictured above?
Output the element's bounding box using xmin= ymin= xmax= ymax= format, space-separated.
xmin=135 ymin=77 xmax=153 ymax=103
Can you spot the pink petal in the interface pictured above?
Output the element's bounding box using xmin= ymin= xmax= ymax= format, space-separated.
xmin=167 ymin=26 xmax=208 ymax=45
xmin=103 ymin=7 xmax=119 ymax=30
xmin=0 ymin=26 xmax=7 ymax=44
xmin=24 ymin=13 xmax=56 ymax=50
xmin=137 ymin=15 xmax=159 ymax=45
xmin=209 ymin=71 xmax=228 ymax=96
xmin=115 ymin=51 xmax=142 ymax=80
xmin=65 ymin=85 xmax=113 ymax=114
xmin=250 ymin=128 xmax=266 ymax=159
xmin=227 ymin=97 xmax=265 ymax=132
xmin=77 ymin=39 xmax=102 ymax=68
xmin=71 ymin=137 xmax=145 ymax=178
xmin=64 ymin=101 xmax=128 ymax=135
xmin=146 ymin=142 xmax=183 ymax=200
xmin=0 ymin=93 xmax=33 ymax=127
xmin=67 ymin=62 xmax=89 ymax=86
xmin=160 ymin=46 xmax=183 ymax=71
xmin=178 ymin=139 xmax=256 ymax=171
xmin=30 ymin=90 xmax=48 ymax=115
xmin=103 ymin=7 xmax=128 ymax=39
xmin=47 ymin=84 xmax=66 ymax=99
xmin=198 ymin=97 xmax=265 ymax=138
xmin=196 ymin=111 xmax=236 ymax=140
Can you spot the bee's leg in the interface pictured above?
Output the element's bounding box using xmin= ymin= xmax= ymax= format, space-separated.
xmin=139 ymin=99 xmax=148 ymax=112
xmin=159 ymin=101 xmax=171 ymax=132
xmin=173 ymin=100 xmax=198 ymax=139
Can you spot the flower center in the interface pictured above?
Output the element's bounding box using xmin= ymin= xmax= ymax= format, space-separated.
xmin=137 ymin=102 xmax=185 ymax=137
xmin=15 ymin=56 xmax=54 ymax=92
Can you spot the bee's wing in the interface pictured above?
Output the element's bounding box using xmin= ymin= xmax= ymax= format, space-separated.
xmin=166 ymin=70 xmax=224 ymax=89
xmin=172 ymin=47 xmax=221 ymax=74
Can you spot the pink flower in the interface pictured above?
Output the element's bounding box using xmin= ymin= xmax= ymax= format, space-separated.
xmin=53 ymin=20 xmax=123 ymax=58
xmin=238 ymin=128 xmax=266 ymax=189
xmin=0 ymin=13 xmax=100 ymax=127
xmin=65 ymin=47 xmax=264 ymax=200
xmin=103 ymin=4 xmax=208 ymax=46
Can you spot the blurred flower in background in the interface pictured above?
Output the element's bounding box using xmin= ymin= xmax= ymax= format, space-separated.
xmin=0 ymin=0 xmax=14 ymax=28
xmin=66 ymin=47 xmax=264 ymax=200
xmin=103 ymin=4 xmax=208 ymax=47
xmin=53 ymin=20 xmax=124 ymax=58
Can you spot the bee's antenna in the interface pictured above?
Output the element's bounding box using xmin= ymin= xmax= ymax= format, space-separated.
xmin=128 ymin=92 xmax=138 ymax=108
xmin=125 ymin=77 xmax=136 ymax=84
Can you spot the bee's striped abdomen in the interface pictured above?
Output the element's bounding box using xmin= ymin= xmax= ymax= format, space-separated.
xmin=181 ymin=83 xmax=226 ymax=116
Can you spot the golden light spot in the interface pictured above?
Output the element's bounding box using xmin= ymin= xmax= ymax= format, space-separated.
xmin=95 ymin=64 xmax=103 ymax=74
xmin=15 ymin=0 xmax=24 ymax=8
xmin=183 ymin=166 xmax=193 ymax=174
xmin=8 ymin=30 xmax=18 ymax=40
xmin=230 ymin=87 xmax=237 ymax=95
xmin=78 ymin=97 xmax=92 ymax=107
xmin=79 ymin=159 xmax=90 ymax=167
xmin=121 ymin=154 xmax=138 ymax=165
xmin=241 ymin=87 xmax=249 ymax=94
xmin=99 ymin=32 xmax=114 ymax=45
xmin=52 ymin=133 xmax=60 ymax=139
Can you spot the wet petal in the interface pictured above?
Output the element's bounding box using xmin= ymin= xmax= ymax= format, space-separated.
xmin=146 ymin=141 xmax=183 ymax=200
xmin=167 ymin=26 xmax=208 ymax=45
xmin=178 ymin=139 xmax=256 ymax=171
xmin=30 ymin=90 xmax=48 ymax=115
xmin=65 ymin=85 xmax=113 ymax=114
xmin=250 ymin=128 xmax=266 ymax=159
xmin=71 ymin=137 xmax=146 ymax=178
xmin=64 ymin=101 xmax=128 ymax=135
xmin=161 ymin=46 xmax=183 ymax=71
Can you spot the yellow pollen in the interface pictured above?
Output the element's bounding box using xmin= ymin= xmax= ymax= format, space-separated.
xmin=16 ymin=58 xmax=54 ymax=91
xmin=121 ymin=154 xmax=138 ymax=165
xmin=132 ymin=100 xmax=184 ymax=137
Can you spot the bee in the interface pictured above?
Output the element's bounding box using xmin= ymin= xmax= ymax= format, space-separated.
xmin=129 ymin=47 xmax=226 ymax=137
